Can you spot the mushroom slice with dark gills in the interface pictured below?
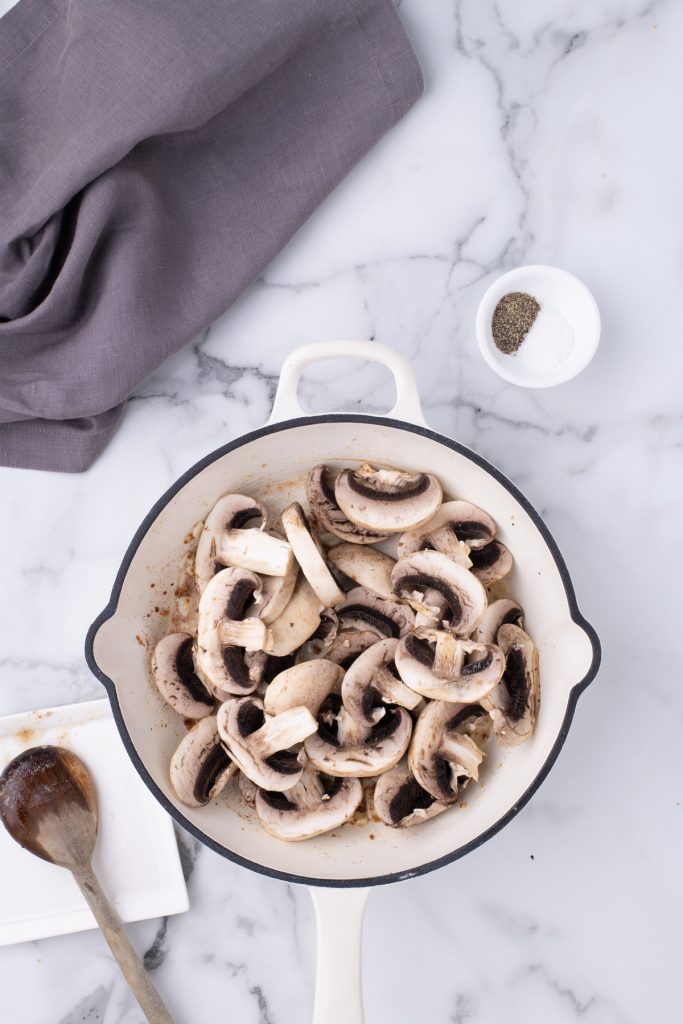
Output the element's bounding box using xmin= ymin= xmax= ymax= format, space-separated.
xmin=326 ymin=630 xmax=379 ymax=669
xmin=281 ymin=502 xmax=344 ymax=607
xmin=373 ymin=760 xmax=447 ymax=828
xmin=327 ymin=544 xmax=395 ymax=599
xmin=304 ymin=693 xmax=412 ymax=777
xmin=395 ymin=631 xmax=504 ymax=703
xmin=170 ymin=716 xmax=235 ymax=807
xmin=468 ymin=540 xmax=513 ymax=587
xmin=481 ymin=624 xmax=539 ymax=746
xmin=152 ymin=632 xmax=215 ymax=719
xmin=473 ymin=599 xmax=524 ymax=644
xmin=195 ymin=494 xmax=269 ymax=593
xmin=335 ymin=463 xmax=442 ymax=534
xmin=256 ymin=767 xmax=363 ymax=841
xmin=264 ymin=659 xmax=344 ymax=717
xmin=391 ymin=550 xmax=487 ymax=637
xmin=341 ymin=638 xmax=422 ymax=725
xmin=217 ymin=697 xmax=317 ymax=791
xmin=196 ymin=567 xmax=266 ymax=700
xmin=336 ymin=587 xmax=415 ymax=639
xmin=306 ymin=464 xmax=389 ymax=545
xmin=409 ymin=701 xmax=492 ymax=804
xmin=397 ymin=499 xmax=496 ymax=558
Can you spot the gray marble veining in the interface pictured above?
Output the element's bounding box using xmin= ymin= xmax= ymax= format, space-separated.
xmin=1 ymin=0 xmax=681 ymax=1021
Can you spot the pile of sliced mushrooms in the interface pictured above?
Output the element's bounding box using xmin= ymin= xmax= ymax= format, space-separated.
xmin=152 ymin=463 xmax=540 ymax=842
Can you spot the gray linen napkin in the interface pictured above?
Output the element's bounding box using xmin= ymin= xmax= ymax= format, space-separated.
xmin=0 ymin=0 xmax=422 ymax=471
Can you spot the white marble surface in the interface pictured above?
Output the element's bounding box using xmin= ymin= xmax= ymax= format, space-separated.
xmin=1 ymin=0 xmax=682 ymax=1021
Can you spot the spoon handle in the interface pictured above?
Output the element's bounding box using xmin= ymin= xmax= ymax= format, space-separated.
xmin=72 ymin=862 xmax=175 ymax=1024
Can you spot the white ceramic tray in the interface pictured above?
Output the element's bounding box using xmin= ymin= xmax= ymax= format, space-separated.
xmin=0 ymin=698 xmax=189 ymax=946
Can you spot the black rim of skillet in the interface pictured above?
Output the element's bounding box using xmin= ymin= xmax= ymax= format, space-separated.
xmin=85 ymin=414 xmax=601 ymax=888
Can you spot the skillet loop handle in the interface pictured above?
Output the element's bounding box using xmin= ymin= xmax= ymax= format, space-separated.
xmin=268 ymin=341 xmax=427 ymax=427
xmin=310 ymin=886 xmax=369 ymax=1024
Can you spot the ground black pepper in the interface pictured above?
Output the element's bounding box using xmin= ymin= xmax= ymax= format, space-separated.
xmin=491 ymin=291 xmax=540 ymax=354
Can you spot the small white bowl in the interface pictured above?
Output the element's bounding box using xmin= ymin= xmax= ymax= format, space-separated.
xmin=476 ymin=265 xmax=600 ymax=388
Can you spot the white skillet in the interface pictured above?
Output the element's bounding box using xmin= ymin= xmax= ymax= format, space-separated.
xmin=86 ymin=341 xmax=600 ymax=1024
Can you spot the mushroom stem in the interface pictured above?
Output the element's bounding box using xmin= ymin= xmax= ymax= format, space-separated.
xmin=412 ymin=588 xmax=449 ymax=627
xmin=423 ymin=525 xmax=472 ymax=566
xmin=439 ymin=733 xmax=484 ymax=781
xmin=430 ymin=632 xmax=466 ymax=680
xmin=249 ymin=706 xmax=318 ymax=758
xmin=372 ymin=665 xmax=423 ymax=712
xmin=219 ymin=618 xmax=270 ymax=651
xmin=336 ymin=712 xmax=373 ymax=746
xmin=217 ymin=529 xmax=294 ymax=576
xmin=284 ymin=770 xmax=326 ymax=811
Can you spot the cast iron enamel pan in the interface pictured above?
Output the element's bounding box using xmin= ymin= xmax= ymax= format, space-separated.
xmin=86 ymin=342 xmax=600 ymax=1024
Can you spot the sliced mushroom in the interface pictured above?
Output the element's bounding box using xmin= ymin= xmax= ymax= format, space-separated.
xmin=328 ymin=544 xmax=395 ymax=598
xmin=218 ymin=616 xmax=269 ymax=651
xmin=373 ymin=760 xmax=447 ymax=828
xmin=306 ymin=464 xmax=389 ymax=545
xmin=238 ymin=770 xmax=259 ymax=807
xmin=326 ymin=630 xmax=380 ymax=669
xmin=395 ymin=631 xmax=504 ymax=703
xmin=266 ymin=576 xmax=323 ymax=657
xmin=481 ymin=624 xmax=539 ymax=746
xmin=295 ymin=607 xmax=339 ymax=663
xmin=281 ymin=502 xmax=344 ymax=606
xmin=410 ymin=587 xmax=450 ymax=630
xmin=152 ymin=632 xmax=215 ymax=719
xmin=216 ymin=529 xmax=294 ymax=577
xmin=217 ymin=697 xmax=317 ymax=791
xmin=391 ymin=550 xmax=487 ymax=637
xmin=341 ymin=638 xmax=422 ymax=725
xmin=264 ymin=660 xmax=343 ymax=717
xmin=196 ymin=568 xmax=264 ymax=699
xmin=251 ymin=562 xmax=299 ymax=624
xmin=409 ymin=701 xmax=492 ymax=804
xmin=244 ymin=650 xmax=296 ymax=692
xmin=468 ymin=540 xmax=513 ymax=586
xmin=336 ymin=587 xmax=415 ymax=638
xmin=473 ymin=599 xmax=524 ymax=644
xmin=304 ymin=693 xmax=412 ymax=778
xmin=398 ymin=499 xmax=496 ymax=557
xmin=170 ymin=716 xmax=235 ymax=807
xmin=195 ymin=494 xmax=268 ymax=593
xmin=335 ymin=463 xmax=443 ymax=533
xmin=255 ymin=767 xmax=363 ymax=841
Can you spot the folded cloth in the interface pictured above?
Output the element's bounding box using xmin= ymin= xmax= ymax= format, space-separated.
xmin=0 ymin=0 xmax=422 ymax=472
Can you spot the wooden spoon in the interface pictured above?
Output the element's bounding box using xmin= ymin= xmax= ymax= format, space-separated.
xmin=0 ymin=746 xmax=174 ymax=1024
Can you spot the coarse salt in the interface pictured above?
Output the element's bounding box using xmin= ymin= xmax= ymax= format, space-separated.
xmin=510 ymin=296 xmax=574 ymax=375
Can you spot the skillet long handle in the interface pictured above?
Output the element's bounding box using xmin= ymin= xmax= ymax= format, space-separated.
xmin=269 ymin=341 xmax=427 ymax=426
xmin=310 ymin=886 xmax=370 ymax=1024
xmin=72 ymin=861 xmax=175 ymax=1024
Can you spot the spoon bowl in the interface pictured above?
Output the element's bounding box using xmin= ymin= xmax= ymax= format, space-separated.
xmin=0 ymin=746 xmax=97 ymax=869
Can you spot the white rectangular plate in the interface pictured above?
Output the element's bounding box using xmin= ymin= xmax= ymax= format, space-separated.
xmin=0 ymin=698 xmax=189 ymax=946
